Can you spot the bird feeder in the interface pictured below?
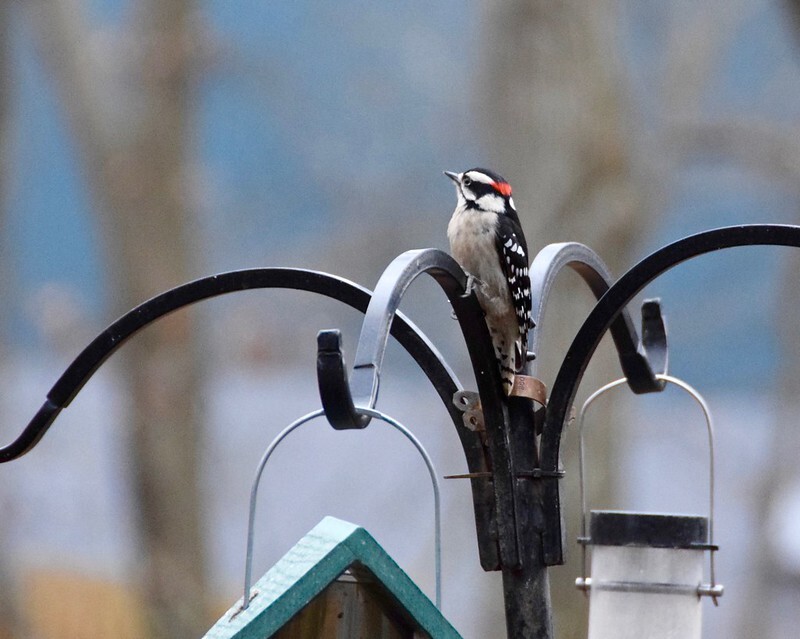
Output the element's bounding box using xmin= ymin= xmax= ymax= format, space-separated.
xmin=574 ymin=375 xmax=723 ymax=639
xmin=203 ymin=516 xmax=461 ymax=639
xmin=202 ymin=406 xmax=450 ymax=638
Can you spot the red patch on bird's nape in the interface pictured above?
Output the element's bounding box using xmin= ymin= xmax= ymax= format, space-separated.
xmin=493 ymin=181 xmax=512 ymax=197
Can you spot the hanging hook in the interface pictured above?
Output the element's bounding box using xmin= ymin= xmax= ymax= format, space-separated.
xmin=240 ymin=407 xmax=443 ymax=612
xmin=315 ymin=248 xmax=504 ymax=431
xmin=540 ymin=224 xmax=800 ymax=567
xmin=576 ymin=374 xmax=722 ymax=604
xmin=316 ymin=331 xmax=370 ymax=429
xmin=313 ymin=248 xmax=525 ymax=568
xmin=528 ymin=242 xmax=668 ymax=394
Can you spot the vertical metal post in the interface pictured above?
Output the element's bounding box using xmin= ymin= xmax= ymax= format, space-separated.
xmin=500 ymin=391 xmax=554 ymax=638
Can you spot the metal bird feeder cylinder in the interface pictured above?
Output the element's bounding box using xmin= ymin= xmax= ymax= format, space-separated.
xmin=574 ymin=376 xmax=723 ymax=639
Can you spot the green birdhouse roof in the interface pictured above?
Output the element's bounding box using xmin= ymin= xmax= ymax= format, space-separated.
xmin=203 ymin=516 xmax=462 ymax=639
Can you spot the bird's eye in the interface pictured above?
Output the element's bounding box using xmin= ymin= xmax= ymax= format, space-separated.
xmin=462 ymin=176 xmax=472 ymax=187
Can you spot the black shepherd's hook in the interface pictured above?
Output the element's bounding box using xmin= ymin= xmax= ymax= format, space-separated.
xmin=0 ymin=268 xmax=467 ymax=464
xmin=314 ymin=248 xmax=518 ymax=567
xmin=314 ymin=244 xmax=671 ymax=573
xmin=316 ymin=243 xmax=669 ymax=431
xmin=316 ymin=248 xmax=503 ymax=430
xmin=539 ymin=223 xmax=800 ymax=566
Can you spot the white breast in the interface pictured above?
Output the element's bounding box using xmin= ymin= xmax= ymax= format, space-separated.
xmin=447 ymin=207 xmax=512 ymax=323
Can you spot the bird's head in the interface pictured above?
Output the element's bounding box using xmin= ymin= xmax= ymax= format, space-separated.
xmin=444 ymin=168 xmax=515 ymax=215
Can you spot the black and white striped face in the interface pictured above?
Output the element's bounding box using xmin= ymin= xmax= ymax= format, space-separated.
xmin=445 ymin=168 xmax=516 ymax=214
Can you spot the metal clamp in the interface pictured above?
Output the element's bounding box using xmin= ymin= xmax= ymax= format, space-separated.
xmin=577 ymin=374 xmax=722 ymax=604
xmin=240 ymin=407 xmax=442 ymax=613
xmin=510 ymin=375 xmax=547 ymax=404
xmin=452 ymin=390 xmax=485 ymax=432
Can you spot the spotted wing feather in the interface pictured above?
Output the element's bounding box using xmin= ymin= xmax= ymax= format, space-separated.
xmin=496 ymin=219 xmax=533 ymax=370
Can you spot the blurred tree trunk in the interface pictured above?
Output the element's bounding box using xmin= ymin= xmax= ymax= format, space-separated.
xmin=735 ymin=7 xmax=800 ymax=639
xmin=787 ymin=0 xmax=800 ymax=38
xmin=741 ymin=251 xmax=800 ymax=637
xmin=730 ymin=242 xmax=800 ymax=639
xmin=0 ymin=2 xmax=24 ymax=638
xmin=0 ymin=0 xmax=11 ymax=356
xmin=478 ymin=1 xmax=646 ymax=637
xmin=30 ymin=1 xmax=210 ymax=637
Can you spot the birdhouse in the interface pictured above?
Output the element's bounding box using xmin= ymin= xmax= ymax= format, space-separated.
xmin=203 ymin=517 xmax=462 ymax=639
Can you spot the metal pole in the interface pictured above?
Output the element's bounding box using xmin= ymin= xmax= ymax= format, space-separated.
xmin=501 ymin=395 xmax=554 ymax=639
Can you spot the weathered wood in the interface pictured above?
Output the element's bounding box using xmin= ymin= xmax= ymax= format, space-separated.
xmin=274 ymin=578 xmax=426 ymax=639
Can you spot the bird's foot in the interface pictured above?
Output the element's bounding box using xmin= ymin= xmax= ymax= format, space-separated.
xmin=461 ymin=273 xmax=481 ymax=298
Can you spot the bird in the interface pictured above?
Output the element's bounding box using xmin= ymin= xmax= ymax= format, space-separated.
xmin=445 ymin=168 xmax=534 ymax=395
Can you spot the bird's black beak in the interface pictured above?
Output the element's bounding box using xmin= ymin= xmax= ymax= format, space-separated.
xmin=443 ymin=170 xmax=460 ymax=184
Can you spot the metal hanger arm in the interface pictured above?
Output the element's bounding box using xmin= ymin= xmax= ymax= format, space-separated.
xmin=315 ymin=247 xmax=520 ymax=568
xmin=0 ymin=268 xmax=462 ymax=463
xmin=529 ymin=242 xmax=667 ymax=393
xmin=539 ymin=223 xmax=800 ymax=566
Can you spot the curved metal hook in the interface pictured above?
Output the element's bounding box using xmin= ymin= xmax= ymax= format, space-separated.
xmin=0 ymin=268 xmax=464 ymax=463
xmin=315 ymin=248 xmax=520 ymax=568
xmin=317 ymin=248 xmax=504 ymax=431
xmin=529 ymin=242 xmax=668 ymax=393
xmin=540 ymin=223 xmax=800 ymax=566
xmin=316 ymin=330 xmax=367 ymax=428
xmin=241 ymin=408 xmax=442 ymax=612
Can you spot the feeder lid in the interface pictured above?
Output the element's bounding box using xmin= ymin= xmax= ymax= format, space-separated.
xmin=589 ymin=510 xmax=708 ymax=549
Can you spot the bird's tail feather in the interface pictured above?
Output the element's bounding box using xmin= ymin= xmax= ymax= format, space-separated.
xmin=500 ymin=365 xmax=515 ymax=395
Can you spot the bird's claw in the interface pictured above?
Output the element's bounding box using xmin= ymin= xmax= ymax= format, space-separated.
xmin=452 ymin=274 xmax=480 ymax=317
xmin=461 ymin=273 xmax=480 ymax=298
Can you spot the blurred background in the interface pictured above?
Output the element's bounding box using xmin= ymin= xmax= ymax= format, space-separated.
xmin=1 ymin=0 xmax=800 ymax=637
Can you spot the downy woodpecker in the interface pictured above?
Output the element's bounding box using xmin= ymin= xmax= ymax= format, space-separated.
xmin=445 ymin=168 xmax=534 ymax=395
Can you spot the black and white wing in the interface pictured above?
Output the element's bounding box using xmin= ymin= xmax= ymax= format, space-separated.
xmin=496 ymin=217 xmax=534 ymax=369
